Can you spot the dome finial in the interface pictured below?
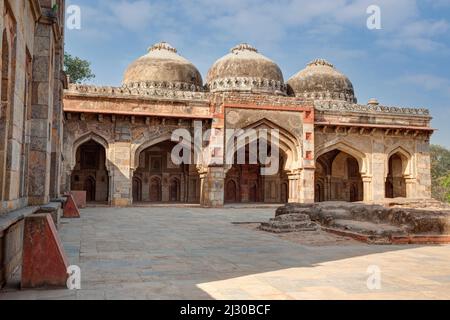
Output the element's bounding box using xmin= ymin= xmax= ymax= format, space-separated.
xmin=148 ymin=41 xmax=177 ymax=53
xmin=231 ymin=43 xmax=258 ymax=54
xmin=308 ymin=59 xmax=334 ymax=68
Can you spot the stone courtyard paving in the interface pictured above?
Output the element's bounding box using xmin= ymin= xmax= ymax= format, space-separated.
xmin=1 ymin=207 xmax=450 ymax=300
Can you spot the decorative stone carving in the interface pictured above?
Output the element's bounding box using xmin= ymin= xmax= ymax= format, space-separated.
xmin=314 ymin=100 xmax=430 ymax=116
xmin=67 ymin=83 xmax=209 ymax=101
xmin=207 ymin=77 xmax=287 ymax=95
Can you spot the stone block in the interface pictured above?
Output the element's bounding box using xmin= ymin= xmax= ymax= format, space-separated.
xmin=38 ymin=202 xmax=63 ymax=229
xmin=71 ymin=191 xmax=87 ymax=208
xmin=21 ymin=214 xmax=69 ymax=288
xmin=63 ymin=194 xmax=80 ymax=218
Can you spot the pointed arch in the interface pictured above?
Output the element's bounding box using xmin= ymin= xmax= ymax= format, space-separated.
xmin=386 ymin=145 xmax=413 ymax=177
xmin=132 ymin=132 xmax=202 ymax=171
xmin=316 ymin=141 xmax=368 ymax=175
xmin=225 ymin=118 xmax=302 ymax=172
xmin=71 ymin=132 xmax=111 ymax=171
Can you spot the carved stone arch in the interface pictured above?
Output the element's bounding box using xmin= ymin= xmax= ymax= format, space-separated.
xmin=385 ymin=145 xmax=413 ymax=178
xmin=224 ymin=118 xmax=301 ymax=173
xmin=71 ymin=132 xmax=111 ymax=172
xmin=132 ymin=132 xmax=202 ymax=171
xmin=316 ymin=141 xmax=368 ymax=175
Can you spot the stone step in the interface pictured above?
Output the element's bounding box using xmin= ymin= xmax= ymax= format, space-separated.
xmin=260 ymin=220 xmax=318 ymax=233
xmin=273 ymin=213 xmax=311 ymax=222
xmin=331 ymin=219 xmax=405 ymax=237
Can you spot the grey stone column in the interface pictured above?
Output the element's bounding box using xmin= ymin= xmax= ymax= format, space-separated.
xmin=200 ymin=167 xmax=225 ymax=208
xmin=28 ymin=19 xmax=55 ymax=205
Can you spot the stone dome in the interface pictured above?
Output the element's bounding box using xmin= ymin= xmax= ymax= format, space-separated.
xmin=206 ymin=43 xmax=286 ymax=95
xmin=123 ymin=42 xmax=203 ymax=91
xmin=287 ymin=59 xmax=357 ymax=103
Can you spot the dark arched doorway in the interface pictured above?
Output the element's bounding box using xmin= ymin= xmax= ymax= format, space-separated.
xmin=133 ymin=140 xmax=200 ymax=203
xmin=225 ymin=179 xmax=238 ymax=203
xmin=71 ymin=140 xmax=109 ymax=203
xmin=132 ymin=177 xmax=142 ymax=202
xmin=386 ymin=153 xmax=407 ymax=198
xmin=315 ymin=149 xmax=363 ymax=202
xmin=225 ymin=143 xmax=289 ymax=204
xmin=84 ymin=176 xmax=96 ymax=202
xmin=149 ymin=177 xmax=162 ymax=202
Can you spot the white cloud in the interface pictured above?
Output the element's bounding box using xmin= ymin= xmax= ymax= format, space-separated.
xmin=67 ymin=0 xmax=449 ymax=56
xmin=396 ymin=74 xmax=450 ymax=95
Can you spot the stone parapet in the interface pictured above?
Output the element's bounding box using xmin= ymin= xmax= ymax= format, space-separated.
xmin=66 ymin=83 xmax=210 ymax=103
xmin=315 ymin=100 xmax=430 ymax=117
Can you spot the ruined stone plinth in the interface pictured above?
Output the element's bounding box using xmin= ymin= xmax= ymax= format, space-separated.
xmin=71 ymin=191 xmax=87 ymax=209
xmin=63 ymin=194 xmax=80 ymax=218
xmin=260 ymin=212 xmax=318 ymax=233
xmin=264 ymin=201 xmax=450 ymax=244
xmin=21 ymin=214 xmax=69 ymax=289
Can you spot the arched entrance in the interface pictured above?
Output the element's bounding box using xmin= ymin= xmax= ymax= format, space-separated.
xmin=84 ymin=176 xmax=96 ymax=202
xmin=71 ymin=140 xmax=109 ymax=203
xmin=386 ymin=152 xmax=407 ymax=198
xmin=133 ymin=140 xmax=200 ymax=204
xmin=225 ymin=179 xmax=238 ymax=203
xmin=225 ymin=142 xmax=289 ymax=204
xmin=149 ymin=177 xmax=162 ymax=202
xmin=315 ymin=149 xmax=363 ymax=202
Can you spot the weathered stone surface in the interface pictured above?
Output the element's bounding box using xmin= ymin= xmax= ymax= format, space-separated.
xmin=260 ymin=212 xmax=318 ymax=233
xmin=71 ymin=191 xmax=87 ymax=209
xmin=63 ymin=194 xmax=81 ymax=219
xmin=265 ymin=201 xmax=450 ymax=243
xmin=21 ymin=214 xmax=69 ymax=288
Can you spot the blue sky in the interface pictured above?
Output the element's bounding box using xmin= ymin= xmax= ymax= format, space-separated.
xmin=65 ymin=0 xmax=450 ymax=147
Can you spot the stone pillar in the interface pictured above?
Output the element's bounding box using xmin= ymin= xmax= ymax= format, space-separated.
xmin=362 ymin=175 xmax=373 ymax=202
xmin=288 ymin=172 xmax=301 ymax=203
xmin=28 ymin=20 xmax=55 ymax=205
xmin=49 ymin=45 xmax=65 ymax=199
xmin=405 ymin=176 xmax=417 ymax=199
xmin=300 ymin=168 xmax=315 ymax=203
xmin=111 ymin=142 xmax=132 ymax=207
xmin=371 ymin=138 xmax=387 ymax=202
xmin=326 ymin=175 xmax=332 ymax=200
xmin=162 ymin=173 xmax=170 ymax=202
xmin=200 ymin=167 xmax=225 ymax=208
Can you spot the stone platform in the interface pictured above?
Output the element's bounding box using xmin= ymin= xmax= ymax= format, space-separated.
xmin=262 ymin=200 xmax=450 ymax=244
xmin=259 ymin=206 xmax=318 ymax=233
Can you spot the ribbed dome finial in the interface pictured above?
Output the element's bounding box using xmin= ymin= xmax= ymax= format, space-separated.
xmin=148 ymin=42 xmax=177 ymax=53
xmin=307 ymin=59 xmax=335 ymax=68
xmin=231 ymin=43 xmax=258 ymax=54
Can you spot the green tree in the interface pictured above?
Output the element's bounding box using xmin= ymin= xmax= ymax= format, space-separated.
xmin=442 ymin=173 xmax=450 ymax=203
xmin=430 ymin=144 xmax=450 ymax=203
xmin=64 ymin=53 xmax=95 ymax=84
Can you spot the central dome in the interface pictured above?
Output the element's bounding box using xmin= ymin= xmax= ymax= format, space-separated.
xmin=206 ymin=43 xmax=286 ymax=95
xmin=123 ymin=42 xmax=203 ymax=91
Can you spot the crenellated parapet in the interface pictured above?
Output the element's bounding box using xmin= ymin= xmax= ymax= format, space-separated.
xmin=207 ymin=77 xmax=287 ymax=95
xmin=66 ymin=83 xmax=210 ymax=102
xmin=314 ymin=100 xmax=430 ymax=117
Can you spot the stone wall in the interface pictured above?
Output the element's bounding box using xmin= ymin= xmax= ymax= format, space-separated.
xmin=315 ymin=116 xmax=432 ymax=202
xmin=0 ymin=0 xmax=66 ymax=287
